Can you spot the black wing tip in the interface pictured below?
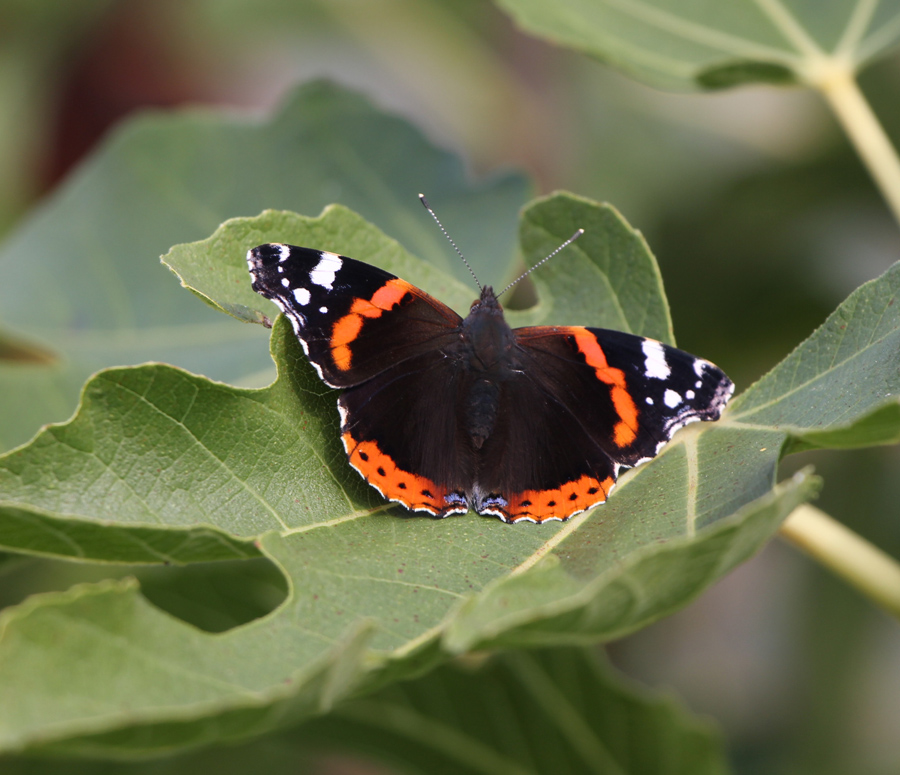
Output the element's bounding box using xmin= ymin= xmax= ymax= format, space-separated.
xmin=247 ymin=243 xmax=288 ymax=270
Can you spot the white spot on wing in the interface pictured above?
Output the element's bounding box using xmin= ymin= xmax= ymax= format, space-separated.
xmin=645 ymin=396 xmax=654 ymax=405
xmin=281 ymin=277 xmax=290 ymax=287
xmin=693 ymin=359 xmax=708 ymax=378
xmin=664 ymin=389 xmax=682 ymax=408
xmin=293 ymin=287 xmax=311 ymax=306
xmin=309 ymin=252 xmax=342 ymax=290
xmin=685 ymin=389 xmax=695 ymax=400
xmin=319 ymin=306 xmax=328 ymax=313
xmin=277 ymin=244 xmax=291 ymax=263
xmin=337 ymin=401 xmax=350 ymax=429
xmin=642 ymin=339 xmax=670 ymax=379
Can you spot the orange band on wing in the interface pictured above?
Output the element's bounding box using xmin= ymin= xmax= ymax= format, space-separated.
xmin=342 ymin=431 xmax=468 ymax=517
xmin=569 ymin=329 xmax=638 ymax=447
xmin=480 ymin=474 xmax=615 ymax=523
xmin=331 ymin=279 xmax=413 ymax=371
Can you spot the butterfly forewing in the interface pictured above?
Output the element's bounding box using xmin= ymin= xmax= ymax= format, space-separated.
xmin=247 ymin=244 xmax=462 ymax=388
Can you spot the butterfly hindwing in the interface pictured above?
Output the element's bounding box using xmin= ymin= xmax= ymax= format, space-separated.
xmin=338 ymin=349 xmax=475 ymax=517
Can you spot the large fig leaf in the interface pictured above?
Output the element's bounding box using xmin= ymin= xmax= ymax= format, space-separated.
xmin=493 ymin=0 xmax=900 ymax=90
xmin=0 ymin=81 xmax=529 ymax=452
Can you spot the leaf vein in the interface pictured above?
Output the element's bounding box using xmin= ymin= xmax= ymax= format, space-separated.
xmin=854 ymin=6 xmax=900 ymax=62
xmin=751 ymin=0 xmax=825 ymax=57
xmin=608 ymin=0 xmax=806 ymax=63
xmin=835 ymin=0 xmax=879 ymax=57
xmin=111 ymin=378 xmax=291 ymax=531
xmin=311 ymin=568 xmax=466 ymax=598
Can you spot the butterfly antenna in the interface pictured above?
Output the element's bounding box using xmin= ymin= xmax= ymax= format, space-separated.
xmin=419 ymin=194 xmax=482 ymax=291
xmin=496 ymin=228 xmax=584 ymax=299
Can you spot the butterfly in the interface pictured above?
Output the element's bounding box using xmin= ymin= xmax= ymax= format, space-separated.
xmin=247 ymin=198 xmax=733 ymax=523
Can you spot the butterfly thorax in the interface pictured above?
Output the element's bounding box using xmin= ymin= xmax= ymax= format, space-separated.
xmin=460 ymin=287 xmax=516 ymax=372
xmin=458 ymin=286 xmax=517 ymax=449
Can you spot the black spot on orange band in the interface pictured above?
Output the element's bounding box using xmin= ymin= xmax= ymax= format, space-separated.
xmin=342 ymin=431 xmax=468 ymax=517
xmin=480 ymin=474 xmax=615 ymax=523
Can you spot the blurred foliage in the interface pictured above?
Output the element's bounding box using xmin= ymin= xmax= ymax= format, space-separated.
xmin=0 ymin=1 xmax=898 ymax=774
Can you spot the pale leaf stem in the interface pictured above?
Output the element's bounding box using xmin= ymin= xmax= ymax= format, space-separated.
xmin=814 ymin=64 xmax=900 ymax=227
xmin=779 ymin=504 xmax=900 ymax=620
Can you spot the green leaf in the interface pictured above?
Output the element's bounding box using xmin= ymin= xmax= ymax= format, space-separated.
xmin=0 ymin=192 xmax=828 ymax=758
xmin=3 ymin=89 xmax=900 ymax=757
xmin=517 ymin=192 xmax=673 ymax=342
xmin=493 ymin=0 xmax=900 ymax=90
xmin=290 ymin=647 xmax=731 ymax=775
xmin=166 ymin=191 xmax=672 ymax=337
xmin=165 ymin=205 xmax=478 ymax=327
xmin=0 ymin=647 xmax=729 ymax=774
xmin=0 ymin=81 xmax=530 ymax=452
xmin=0 ymin=195 xmax=672 ymax=563
xmin=0 ymin=578 xmax=381 ymax=756
xmin=728 ymin=260 xmax=900 ymax=447
xmin=785 ymin=401 xmax=900 ymax=452
xmin=445 ymin=470 xmax=815 ymax=651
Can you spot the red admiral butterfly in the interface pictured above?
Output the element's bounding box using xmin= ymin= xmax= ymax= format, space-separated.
xmin=248 ymin=198 xmax=733 ymax=523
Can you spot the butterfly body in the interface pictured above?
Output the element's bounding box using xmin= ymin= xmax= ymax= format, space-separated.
xmin=248 ymin=243 xmax=733 ymax=523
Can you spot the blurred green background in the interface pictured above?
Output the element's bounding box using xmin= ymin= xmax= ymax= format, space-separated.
xmin=1 ymin=1 xmax=899 ymax=773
